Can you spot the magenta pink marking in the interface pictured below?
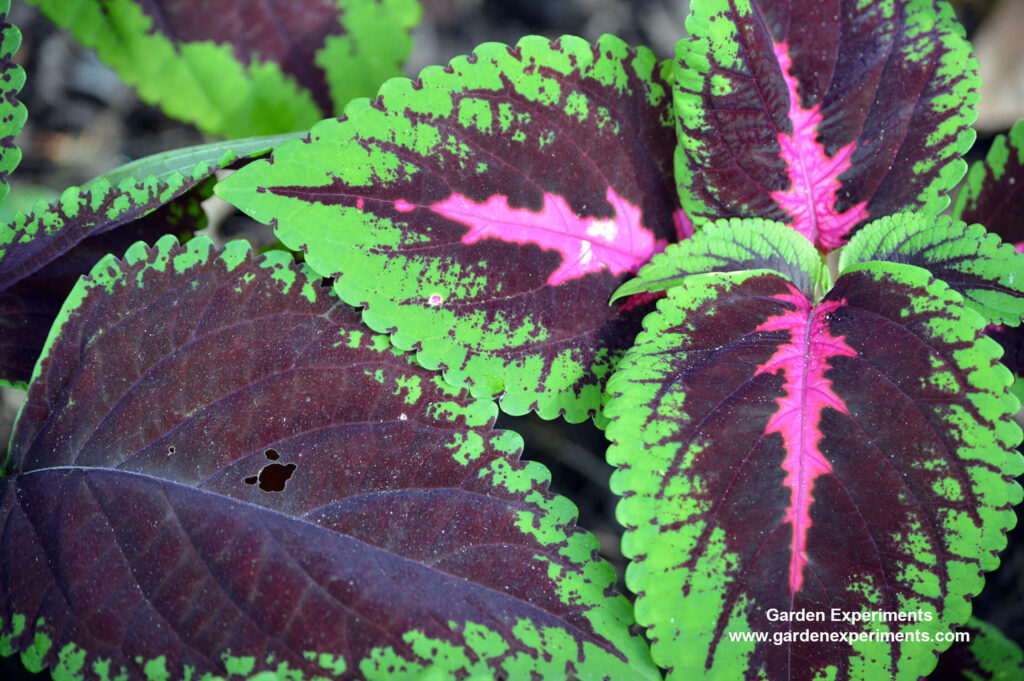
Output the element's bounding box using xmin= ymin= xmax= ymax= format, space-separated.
xmin=1015 ymin=241 xmax=1024 ymax=254
xmin=754 ymin=285 xmax=857 ymax=594
xmin=356 ymin=198 xmax=364 ymax=210
xmin=673 ymin=208 xmax=695 ymax=240
xmin=771 ymin=43 xmax=870 ymax=252
xmin=620 ymin=289 xmax=666 ymax=311
xmin=394 ymin=188 xmax=667 ymax=285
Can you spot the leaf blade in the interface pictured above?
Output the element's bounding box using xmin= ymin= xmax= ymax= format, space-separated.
xmin=839 ymin=213 xmax=1024 ymax=326
xmin=675 ymin=0 xmax=978 ymax=251
xmin=611 ymin=217 xmax=829 ymax=302
xmin=0 ymin=136 xmax=291 ymax=389
xmin=2 ymin=235 xmax=656 ymax=681
xmin=26 ymin=0 xmax=420 ymax=136
xmin=0 ymin=0 xmax=25 ymax=206
xmin=219 ymin=35 xmax=684 ymax=423
xmin=953 ymin=117 xmax=1024 ymax=246
xmin=606 ymin=262 xmax=1023 ymax=680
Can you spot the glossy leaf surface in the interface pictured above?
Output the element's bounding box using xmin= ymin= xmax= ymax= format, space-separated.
xmin=606 ymin=261 xmax=1023 ymax=680
xmin=27 ymin=0 xmax=421 ymax=136
xmin=928 ymin=618 xmax=1024 ymax=681
xmin=0 ymin=0 xmax=25 ymax=206
xmin=840 ymin=213 xmax=1024 ymax=326
xmin=675 ymin=0 xmax=977 ymax=251
xmin=219 ymin=35 xmax=683 ymax=423
xmin=612 ymin=217 xmax=828 ymax=302
xmin=0 ymin=136 xmax=292 ymax=388
xmin=0 ymin=235 xmax=655 ymax=681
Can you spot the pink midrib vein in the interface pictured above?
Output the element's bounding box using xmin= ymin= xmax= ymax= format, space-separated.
xmin=394 ymin=186 xmax=668 ymax=285
xmin=771 ymin=42 xmax=869 ymax=252
xmin=754 ymin=287 xmax=856 ymax=594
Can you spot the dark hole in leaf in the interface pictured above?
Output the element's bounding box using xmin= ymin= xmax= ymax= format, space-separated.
xmin=264 ymin=448 xmax=279 ymax=460
xmin=243 ymin=476 xmax=258 ymax=485
xmin=167 ymin=446 xmax=175 ymax=455
xmin=257 ymin=463 xmax=296 ymax=492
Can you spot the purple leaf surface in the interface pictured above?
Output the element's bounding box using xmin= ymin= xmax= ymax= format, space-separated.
xmin=26 ymin=0 xmax=420 ymax=137
xmin=0 ymin=138 xmax=291 ymax=388
xmin=954 ymin=118 xmax=1024 ymax=246
xmin=218 ymin=35 xmax=685 ymax=422
xmin=606 ymin=257 xmax=1023 ymax=680
xmin=926 ymin=617 xmax=1024 ymax=681
xmin=0 ymin=236 xmax=655 ymax=680
xmin=675 ymin=0 xmax=978 ymax=251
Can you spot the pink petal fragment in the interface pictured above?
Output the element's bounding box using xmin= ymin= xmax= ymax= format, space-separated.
xmin=396 ymin=188 xmax=667 ymax=285
xmin=772 ymin=43 xmax=870 ymax=252
xmin=755 ymin=285 xmax=857 ymax=594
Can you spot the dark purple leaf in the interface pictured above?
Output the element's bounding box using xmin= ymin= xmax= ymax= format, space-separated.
xmin=606 ymin=254 xmax=1023 ymax=679
xmin=675 ymin=0 xmax=978 ymax=251
xmin=0 ymin=138 xmax=290 ymax=388
xmin=954 ymin=118 xmax=1024 ymax=246
xmin=926 ymin=617 xmax=1024 ymax=681
xmin=0 ymin=236 xmax=655 ymax=680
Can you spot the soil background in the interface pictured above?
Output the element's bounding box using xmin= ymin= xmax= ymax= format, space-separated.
xmin=2 ymin=0 xmax=1023 ymax=679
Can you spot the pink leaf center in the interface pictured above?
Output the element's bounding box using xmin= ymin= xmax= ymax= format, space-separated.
xmin=395 ymin=187 xmax=667 ymax=285
xmin=754 ymin=286 xmax=856 ymax=594
xmin=771 ymin=43 xmax=870 ymax=252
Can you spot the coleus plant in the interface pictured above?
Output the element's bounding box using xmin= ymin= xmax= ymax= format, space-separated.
xmin=23 ymin=0 xmax=421 ymax=137
xmin=1 ymin=1 xmax=1024 ymax=681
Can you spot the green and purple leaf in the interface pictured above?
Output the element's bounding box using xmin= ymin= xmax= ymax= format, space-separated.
xmin=27 ymin=0 xmax=421 ymax=136
xmin=839 ymin=213 xmax=1024 ymax=326
xmin=675 ymin=0 xmax=978 ymax=251
xmin=926 ymin=618 xmax=1024 ymax=681
xmin=952 ymin=119 xmax=1024 ymax=387
xmin=611 ymin=217 xmax=829 ymax=302
xmin=218 ymin=35 xmax=684 ymax=423
xmin=606 ymin=248 xmax=1023 ymax=679
xmin=0 ymin=235 xmax=656 ymax=681
xmin=953 ymin=118 xmax=1024 ymax=246
xmin=0 ymin=0 xmax=26 ymax=206
xmin=0 ymin=135 xmax=294 ymax=388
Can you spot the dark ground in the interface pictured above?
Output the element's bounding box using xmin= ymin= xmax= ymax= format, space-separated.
xmin=1 ymin=0 xmax=1022 ymax=679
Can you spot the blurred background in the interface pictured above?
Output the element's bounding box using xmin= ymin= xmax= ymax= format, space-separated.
xmin=1 ymin=0 xmax=1023 ymax=677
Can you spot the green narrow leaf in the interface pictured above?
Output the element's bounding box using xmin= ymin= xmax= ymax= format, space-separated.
xmin=27 ymin=0 xmax=421 ymax=136
xmin=839 ymin=213 xmax=1024 ymax=326
xmin=94 ymin=132 xmax=301 ymax=187
xmin=0 ymin=0 xmax=26 ymax=205
xmin=612 ymin=217 xmax=829 ymax=302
